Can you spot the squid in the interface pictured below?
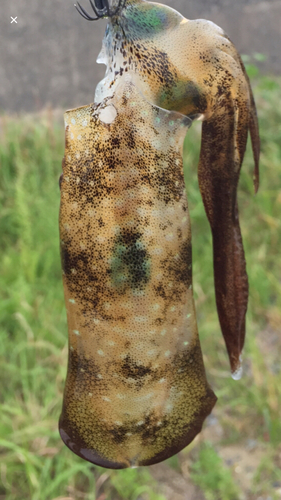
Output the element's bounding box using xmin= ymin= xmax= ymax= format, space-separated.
xmin=59 ymin=0 xmax=260 ymax=468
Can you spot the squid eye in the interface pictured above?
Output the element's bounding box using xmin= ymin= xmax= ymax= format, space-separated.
xmin=74 ymin=0 xmax=124 ymax=21
xmin=95 ymin=0 xmax=106 ymax=9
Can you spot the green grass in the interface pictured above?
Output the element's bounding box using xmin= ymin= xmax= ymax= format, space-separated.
xmin=190 ymin=443 xmax=240 ymax=500
xmin=0 ymin=75 xmax=281 ymax=500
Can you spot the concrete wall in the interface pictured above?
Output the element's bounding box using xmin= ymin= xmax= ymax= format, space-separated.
xmin=1 ymin=0 xmax=280 ymax=113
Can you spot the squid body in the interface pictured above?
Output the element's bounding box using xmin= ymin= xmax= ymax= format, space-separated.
xmin=59 ymin=0 xmax=260 ymax=468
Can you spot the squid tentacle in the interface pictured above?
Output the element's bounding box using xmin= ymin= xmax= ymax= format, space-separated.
xmin=198 ymin=50 xmax=259 ymax=375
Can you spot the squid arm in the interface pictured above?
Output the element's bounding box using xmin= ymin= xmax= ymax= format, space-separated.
xmin=198 ymin=41 xmax=260 ymax=376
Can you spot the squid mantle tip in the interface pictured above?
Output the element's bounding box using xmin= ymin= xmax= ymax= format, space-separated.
xmin=74 ymin=0 xmax=124 ymax=21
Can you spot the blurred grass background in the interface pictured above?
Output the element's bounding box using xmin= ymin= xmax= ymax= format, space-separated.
xmin=0 ymin=66 xmax=280 ymax=500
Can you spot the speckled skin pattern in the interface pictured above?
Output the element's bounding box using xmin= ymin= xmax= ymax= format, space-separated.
xmin=59 ymin=79 xmax=216 ymax=468
xmin=59 ymin=0 xmax=259 ymax=468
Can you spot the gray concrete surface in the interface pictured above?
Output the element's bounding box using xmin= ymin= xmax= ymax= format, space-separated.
xmin=1 ymin=0 xmax=280 ymax=113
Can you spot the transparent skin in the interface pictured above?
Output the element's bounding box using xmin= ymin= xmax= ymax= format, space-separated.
xmin=59 ymin=0 xmax=260 ymax=468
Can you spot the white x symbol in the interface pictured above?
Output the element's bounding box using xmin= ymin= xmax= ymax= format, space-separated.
xmin=11 ymin=16 xmax=17 ymax=23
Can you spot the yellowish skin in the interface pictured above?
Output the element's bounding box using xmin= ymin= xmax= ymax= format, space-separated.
xmin=59 ymin=0 xmax=260 ymax=468
xmin=59 ymin=79 xmax=216 ymax=467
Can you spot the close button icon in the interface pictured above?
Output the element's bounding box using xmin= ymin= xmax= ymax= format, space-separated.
xmin=11 ymin=17 xmax=18 ymax=23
